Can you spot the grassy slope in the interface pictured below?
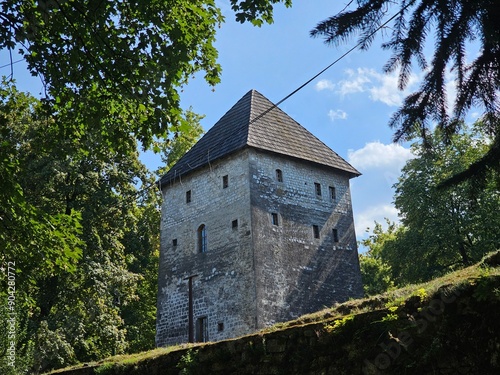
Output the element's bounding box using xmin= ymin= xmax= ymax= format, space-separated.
xmin=47 ymin=250 xmax=500 ymax=375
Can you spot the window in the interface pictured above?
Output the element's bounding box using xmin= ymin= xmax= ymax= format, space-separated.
xmin=276 ymin=169 xmax=283 ymax=182
xmin=172 ymin=239 xmax=178 ymax=247
xmin=197 ymin=224 xmax=207 ymax=253
xmin=196 ymin=316 xmax=208 ymax=342
xmin=186 ymin=190 xmax=192 ymax=203
xmin=232 ymin=219 xmax=238 ymax=229
xmin=217 ymin=322 xmax=224 ymax=332
xmin=329 ymin=186 xmax=336 ymax=201
xmin=313 ymin=225 xmax=320 ymax=239
xmin=332 ymin=228 xmax=339 ymax=243
xmin=271 ymin=213 xmax=279 ymax=226
xmin=222 ymin=175 xmax=229 ymax=188
xmin=314 ymin=182 xmax=322 ymax=196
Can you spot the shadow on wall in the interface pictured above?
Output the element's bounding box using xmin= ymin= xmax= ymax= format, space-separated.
xmin=252 ymin=185 xmax=363 ymax=325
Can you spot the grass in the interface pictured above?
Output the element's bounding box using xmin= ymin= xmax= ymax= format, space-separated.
xmin=46 ymin=345 xmax=191 ymax=374
xmin=258 ymin=250 xmax=500 ymax=332
xmin=46 ymin=250 xmax=500 ymax=374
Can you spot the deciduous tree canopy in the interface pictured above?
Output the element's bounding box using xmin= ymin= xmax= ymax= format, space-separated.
xmin=0 ymin=81 xmax=204 ymax=373
xmin=361 ymin=125 xmax=500 ymax=289
xmin=0 ymin=0 xmax=292 ymax=149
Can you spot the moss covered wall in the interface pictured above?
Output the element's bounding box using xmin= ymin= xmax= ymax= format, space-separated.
xmin=51 ymin=255 xmax=500 ymax=375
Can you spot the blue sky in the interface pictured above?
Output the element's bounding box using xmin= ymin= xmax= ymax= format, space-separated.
xmin=0 ymin=1 xmax=479 ymax=244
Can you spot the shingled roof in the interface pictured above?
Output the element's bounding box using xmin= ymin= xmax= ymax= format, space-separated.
xmin=159 ymin=90 xmax=360 ymax=187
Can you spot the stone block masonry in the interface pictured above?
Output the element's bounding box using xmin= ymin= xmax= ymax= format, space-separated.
xmin=156 ymin=90 xmax=363 ymax=348
xmin=248 ymin=149 xmax=363 ymax=328
xmin=156 ymin=146 xmax=363 ymax=347
xmin=157 ymin=150 xmax=256 ymax=347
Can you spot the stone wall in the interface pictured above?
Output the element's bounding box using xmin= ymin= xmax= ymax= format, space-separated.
xmin=156 ymin=146 xmax=363 ymax=347
xmin=156 ymin=150 xmax=257 ymax=346
xmin=248 ymin=149 xmax=363 ymax=327
xmin=51 ymin=265 xmax=500 ymax=375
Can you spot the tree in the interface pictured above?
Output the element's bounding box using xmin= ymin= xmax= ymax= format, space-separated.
xmin=0 ymin=82 xmax=83 ymax=375
xmin=363 ymin=126 xmax=499 ymax=286
xmin=0 ymin=79 xmax=207 ymax=372
xmin=156 ymin=108 xmax=205 ymax=176
xmin=392 ymin=126 xmax=499 ymax=281
xmin=231 ymin=0 xmax=293 ymax=26
xmin=0 ymin=82 xmax=83 ymax=279
xmin=0 ymin=0 xmax=292 ymax=149
xmin=311 ymin=0 xmax=500 ymax=185
xmin=359 ymin=220 xmax=397 ymax=295
xmin=1 ymin=80 xmax=150 ymax=372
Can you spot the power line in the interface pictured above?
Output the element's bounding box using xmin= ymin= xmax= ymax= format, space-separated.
xmin=250 ymin=5 xmax=410 ymax=125
xmin=0 ymin=58 xmax=25 ymax=70
xmin=158 ymin=6 xmax=412 ymax=187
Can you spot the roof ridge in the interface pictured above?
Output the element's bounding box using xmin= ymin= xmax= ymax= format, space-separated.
xmin=159 ymin=89 xmax=360 ymax=186
xmin=246 ymin=91 xmax=360 ymax=177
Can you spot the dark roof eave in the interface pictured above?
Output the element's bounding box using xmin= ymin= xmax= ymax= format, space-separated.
xmin=157 ymin=145 xmax=361 ymax=189
xmin=157 ymin=144 xmax=250 ymax=189
xmin=249 ymin=146 xmax=361 ymax=179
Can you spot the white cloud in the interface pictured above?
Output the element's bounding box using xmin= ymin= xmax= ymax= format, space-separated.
xmin=355 ymin=204 xmax=400 ymax=240
xmin=369 ymin=73 xmax=408 ymax=106
xmin=337 ymin=68 xmax=371 ymax=96
xmin=348 ymin=141 xmax=414 ymax=170
xmin=445 ymin=72 xmax=458 ymax=111
xmin=328 ymin=109 xmax=347 ymax=121
xmin=469 ymin=111 xmax=481 ymax=121
xmin=315 ymin=79 xmax=335 ymax=91
xmin=336 ymin=68 xmax=420 ymax=107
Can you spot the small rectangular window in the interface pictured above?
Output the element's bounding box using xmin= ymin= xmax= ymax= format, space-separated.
xmin=314 ymin=182 xmax=322 ymax=196
xmin=313 ymin=225 xmax=320 ymax=239
xmin=276 ymin=169 xmax=283 ymax=182
xmin=217 ymin=322 xmax=224 ymax=332
xmin=222 ymin=175 xmax=229 ymax=188
xmin=186 ymin=190 xmax=191 ymax=203
xmin=329 ymin=186 xmax=336 ymax=201
xmin=232 ymin=219 xmax=238 ymax=229
xmin=271 ymin=213 xmax=279 ymax=226
xmin=198 ymin=224 xmax=207 ymax=253
xmin=332 ymin=228 xmax=339 ymax=243
xmin=172 ymin=239 xmax=178 ymax=247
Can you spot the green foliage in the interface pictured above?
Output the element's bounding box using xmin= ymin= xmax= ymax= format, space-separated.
xmin=380 ymin=312 xmax=398 ymax=323
xmin=177 ymin=349 xmax=199 ymax=375
xmin=359 ymin=220 xmax=398 ymax=295
xmin=1 ymin=0 xmax=223 ymax=148
xmin=94 ymin=362 xmax=116 ymax=375
xmin=0 ymin=0 xmax=291 ymax=150
xmin=311 ymin=0 xmax=500 ymax=185
xmin=359 ymin=253 xmax=395 ymax=296
xmin=362 ymin=126 xmax=500 ymax=287
xmin=324 ymin=315 xmax=354 ymax=333
xmin=0 ymin=78 xmax=210 ymax=372
xmin=0 ymin=288 xmax=34 ymax=375
xmin=156 ymin=108 xmax=205 ymax=176
xmin=0 ymin=81 xmax=134 ymax=372
xmin=230 ymin=0 xmax=293 ymax=26
xmin=391 ymin=126 xmax=500 ymax=282
xmin=0 ymin=82 xmax=83 ymax=282
xmin=32 ymin=321 xmax=77 ymax=372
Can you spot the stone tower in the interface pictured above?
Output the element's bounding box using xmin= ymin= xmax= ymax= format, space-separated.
xmin=156 ymin=90 xmax=363 ymax=347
